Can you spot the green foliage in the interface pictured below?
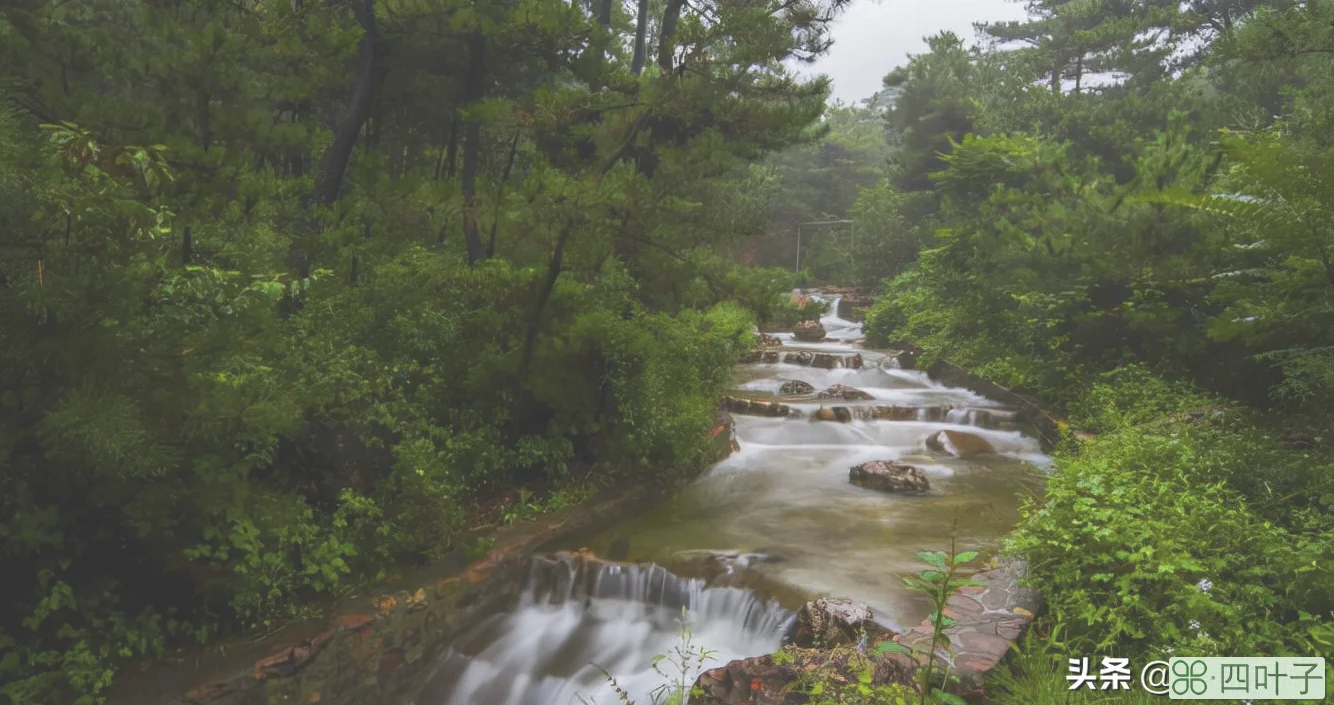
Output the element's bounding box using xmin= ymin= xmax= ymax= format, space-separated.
xmin=876 ymin=535 xmax=983 ymax=705
xmin=1008 ymin=404 xmax=1334 ymax=658
xmin=785 ymin=647 xmax=919 ymax=705
xmin=985 ymin=625 xmax=1162 ymax=705
xmin=0 ymin=0 xmax=854 ymax=699
xmin=852 ymin=0 xmax=1334 ymax=687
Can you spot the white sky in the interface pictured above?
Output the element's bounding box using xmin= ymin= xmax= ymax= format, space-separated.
xmin=805 ymin=0 xmax=1030 ymax=103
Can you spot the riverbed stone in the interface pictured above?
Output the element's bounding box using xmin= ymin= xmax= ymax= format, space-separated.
xmin=924 ymin=429 xmax=995 ymax=457
xmin=790 ymin=597 xmax=892 ymax=649
xmin=848 ymin=461 xmax=930 ymax=494
xmin=779 ymin=380 xmax=815 ymax=395
xmin=692 ymin=646 xmax=915 ymax=705
xmin=811 ymin=406 xmax=852 ymax=422
xmin=816 ymin=384 xmax=874 ymax=401
xmin=792 ymin=320 xmax=826 ymax=341
xmin=723 ymin=396 xmax=797 ymax=417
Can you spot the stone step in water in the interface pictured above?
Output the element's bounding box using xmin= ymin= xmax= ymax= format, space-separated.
xmin=737 ymin=350 xmax=863 ymax=369
xmin=723 ymin=397 xmax=1019 ymax=430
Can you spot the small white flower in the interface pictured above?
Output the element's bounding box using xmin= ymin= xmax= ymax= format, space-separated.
xmin=1189 ymin=620 xmax=1201 ymax=631
xmin=1196 ymin=578 xmax=1213 ymax=593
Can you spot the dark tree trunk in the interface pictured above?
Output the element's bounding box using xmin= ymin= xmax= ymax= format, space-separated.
xmin=197 ymin=89 xmax=211 ymax=152
xmin=632 ymin=0 xmax=650 ymax=75
xmin=487 ymin=130 xmax=521 ymax=259
xmin=181 ymin=225 xmax=192 ymax=267
xmin=520 ymin=223 xmax=574 ymax=379
xmin=308 ymin=0 xmax=388 ymax=209
xmin=444 ymin=112 xmax=461 ymax=178
xmin=657 ymin=0 xmax=686 ymax=73
xmin=597 ymin=0 xmax=613 ymax=26
xmin=461 ymin=31 xmax=488 ymax=265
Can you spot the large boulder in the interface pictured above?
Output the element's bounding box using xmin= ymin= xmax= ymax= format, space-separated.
xmin=692 ymin=647 xmax=916 ymax=705
xmin=816 ymin=384 xmax=874 ymax=401
xmin=849 ymin=460 xmax=930 ymax=493
xmin=790 ymin=597 xmax=891 ymax=649
xmin=925 ymin=429 xmax=996 ymax=457
xmin=792 ymin=320 xmax=826 ymax=342
xmin=779 ymin=380 xmax=815 ymax=395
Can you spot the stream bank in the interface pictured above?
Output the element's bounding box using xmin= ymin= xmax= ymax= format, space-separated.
xmin=121 ymin=292 xmax=1052 ymax=705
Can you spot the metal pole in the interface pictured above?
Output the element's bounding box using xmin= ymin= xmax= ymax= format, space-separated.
xmin=795 ymin=223 xmax=802 ymax=272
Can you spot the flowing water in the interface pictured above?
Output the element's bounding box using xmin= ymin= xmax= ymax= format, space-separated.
xmin=418 ymin=295 xmax=1049 ymax=705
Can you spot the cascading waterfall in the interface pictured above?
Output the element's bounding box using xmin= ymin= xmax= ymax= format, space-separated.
xmin=418 ymin=555 xmax=793 ymax=705
xmin=416 ymin=289 xmax=1049 ymax=705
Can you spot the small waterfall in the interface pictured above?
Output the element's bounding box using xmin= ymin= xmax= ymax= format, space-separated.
xmin=421 ymin=554 xmax=793 ymax=705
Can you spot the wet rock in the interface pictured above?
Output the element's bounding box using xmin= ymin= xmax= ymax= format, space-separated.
xmin=849 ymin=461 xmax=930 ymax=494
xmin=739 ymin=350 xmax=782 ymax=364
xmin=692 ymin=646 xmax=915 ymax=705
xmin=759 ymin=333 xmax=783 ymax=347
xmin=881 ymin=348 xmax=919 ymax=370
xmin=723 ymin=396 xmax=796 ymax=417
xmin=790 ymin=597 xmax=892 ymax=649
xmin=785 ymin=352 xmax=861 ymax=369
xmin=924 ymin=429 xmax=995 ymax=457
xmin=784 ymin=351 xmax=814 ymax=366
xmin=816 ymin=384 xmax=874 ymax=401
xmin=792 ymin=320 xmax=826 ymax=342
xmin=779 ymin=380 xmax=815 ymax=395
xmin=809 ymin=353 xmax=844 ymax=369
xmin=670 ymin=549 xmax=784 ymax=588
xmin=811 ymin=406 xmax=853 ymax=423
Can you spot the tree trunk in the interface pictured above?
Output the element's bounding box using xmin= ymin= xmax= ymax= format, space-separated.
xmin=657 ymin=0 xmax=686 ymax=73
xmin=461 ymin=31 xmax=488 ymax=265
xmin=443 ymin=116 xmax=460 ymax=179
xmin=597 ymin=0 xmax=613 ymax=26
xmin=632 ymin=0 xmax=650 ymax=75
xmin=520 ymin=222 xmax=574 ymax=379
xmin=308 ymin=0 xmax=388 ymax=209
xmin=486 ymin=130 xmax=521 ymax=259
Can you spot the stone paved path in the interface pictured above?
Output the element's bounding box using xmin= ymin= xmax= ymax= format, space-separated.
xmin=892 ymin=559 xmax=1042 ymax=691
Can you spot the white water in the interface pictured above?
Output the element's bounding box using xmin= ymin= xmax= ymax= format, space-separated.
xmin=418 ymin=294 xmax=1048 ymax=705
xmin=418 ymin=560 xmax=793 ymax=705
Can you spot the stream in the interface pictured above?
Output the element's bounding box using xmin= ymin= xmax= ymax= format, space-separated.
xmin=416 ymin=296 xmax=1049 ymax=705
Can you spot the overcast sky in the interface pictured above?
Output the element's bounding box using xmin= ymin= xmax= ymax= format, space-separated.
xmin=805 ymin=0 xmax=1030 ymax=103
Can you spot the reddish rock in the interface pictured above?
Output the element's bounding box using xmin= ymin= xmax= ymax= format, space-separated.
xmin=692 ymin=648 xmax=916 ymax=705
xmin=252 ymin=644 xmax=313 ymax=679
xmin=849 ymin=461 xmax=930 ymax=493
xmin=463 ymin=556 xmax=496 ymax=583
xmin=811 ymin=406 xmax=852 ymax=422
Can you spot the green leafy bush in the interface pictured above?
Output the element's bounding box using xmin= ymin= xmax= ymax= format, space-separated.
xmin=1008 ymin=411 xmax=1333 ymax=658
